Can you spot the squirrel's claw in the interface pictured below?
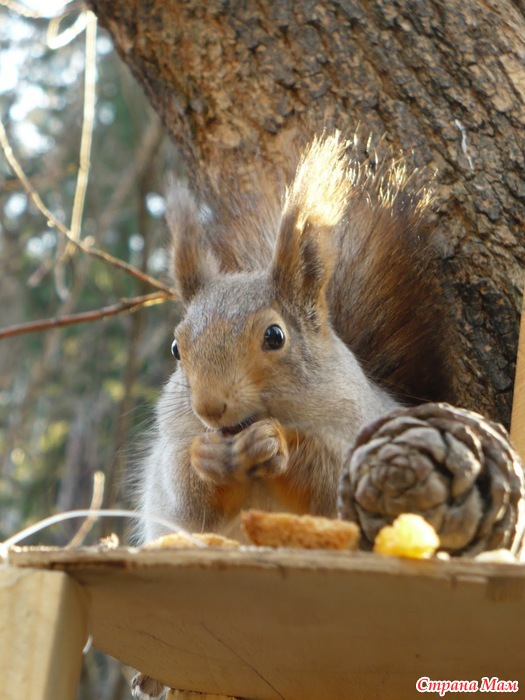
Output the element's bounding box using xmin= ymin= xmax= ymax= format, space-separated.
xmin=130 ymin=672 xmax=165 ymax=699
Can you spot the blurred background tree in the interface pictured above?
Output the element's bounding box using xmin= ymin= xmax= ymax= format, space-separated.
xmin=0 ymin=3 xmax=180 ymax=695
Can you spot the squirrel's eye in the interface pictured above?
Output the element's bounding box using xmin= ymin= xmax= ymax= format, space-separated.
xmin=171 ymin=339 xmax=181 ymax=360
xmin=263 ymin=324 xmax=285 ymax=350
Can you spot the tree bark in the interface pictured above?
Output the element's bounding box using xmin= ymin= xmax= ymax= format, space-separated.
xmin=89 ymin=0 xmax=525 ymax=426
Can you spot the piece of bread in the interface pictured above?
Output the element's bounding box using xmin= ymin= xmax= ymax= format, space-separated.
xmin=145 ymin=532 xmax=240 ymax=548
xmin=241 ymin=510 xmax=360 ymax=550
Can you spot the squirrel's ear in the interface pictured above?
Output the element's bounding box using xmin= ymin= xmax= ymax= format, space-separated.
xmin=272 ymin=133 xmax=350 ymax=326
xmin=166 ymin=183 xmax=219 ymax=305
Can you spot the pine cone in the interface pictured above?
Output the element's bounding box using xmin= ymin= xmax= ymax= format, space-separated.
xmin=338 ymin=403 xmax=525 ymax=557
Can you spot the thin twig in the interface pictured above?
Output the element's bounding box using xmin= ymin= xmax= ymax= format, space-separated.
xmin=47 ymin=9 xmax=88 ymax=49
xmin=66 ymin=471 xmax=106 ymax=548
xmin=54 ymin=9 xmax=97 ymax=298
xmin=0 ymin=0 xmax=82 ymax=20
xmin=26 ymin=115 xmax=163 ymax=288
xmin=0 ymin=291 xmax=173 ymax=340
xmin=65 ymin=10 xmax=97 ymax=256
xmin=0 ymin=117 xmax=175 ymax=295
xmin=0 ymin=0 xmax=52 ymax=18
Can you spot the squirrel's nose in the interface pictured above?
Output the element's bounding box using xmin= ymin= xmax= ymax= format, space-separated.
xmin=193 ymin=396 xmax=227 ymax=424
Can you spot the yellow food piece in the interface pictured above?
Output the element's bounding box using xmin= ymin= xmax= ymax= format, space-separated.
xmin=145 ymin=532 xmax=240 ymax=548
xmin=373 ymin=513 xmax=440 ymax=559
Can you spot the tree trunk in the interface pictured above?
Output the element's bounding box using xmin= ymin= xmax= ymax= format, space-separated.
xmin=88 ymin=0 xmax=525 ymax=427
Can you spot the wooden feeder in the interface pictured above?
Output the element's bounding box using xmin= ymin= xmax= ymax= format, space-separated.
xmin=1 ymin=298 xmax=524 ymax=700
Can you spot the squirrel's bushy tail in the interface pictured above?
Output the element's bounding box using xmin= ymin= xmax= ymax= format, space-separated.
xmin=327 ymin=147 xmax=452 ymax=404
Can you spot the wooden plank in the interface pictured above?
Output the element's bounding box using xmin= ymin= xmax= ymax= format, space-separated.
xmin=511 ymin=290 xmax=525 ymax=461
xmin=0 ymin=567 xmax=88 ymax=700
xmin=9 ymin=547 xmax=525 ymax=700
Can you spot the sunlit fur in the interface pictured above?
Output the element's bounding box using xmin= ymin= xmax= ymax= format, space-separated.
xmin=137 ymin=134 xmax=452 ymax=542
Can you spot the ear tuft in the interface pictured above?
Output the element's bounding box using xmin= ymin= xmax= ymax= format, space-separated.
xmin=284 ymin=131 xmax=351 ymax=230
xmin=272 ymin=133 xmax=350 ymax=326
xmin=166 ymin=181 xmax=219 ymax=304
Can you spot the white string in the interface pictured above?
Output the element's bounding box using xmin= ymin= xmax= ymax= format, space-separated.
xmin=0 ymin=508 xmax=205 ymax=560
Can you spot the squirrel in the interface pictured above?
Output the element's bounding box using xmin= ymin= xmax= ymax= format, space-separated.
xmin=137 ymin=132 xmax=452 ymax=543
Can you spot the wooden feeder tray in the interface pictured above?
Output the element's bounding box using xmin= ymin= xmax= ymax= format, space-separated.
xmin=4 ymin=545 xmax=525 ymax=700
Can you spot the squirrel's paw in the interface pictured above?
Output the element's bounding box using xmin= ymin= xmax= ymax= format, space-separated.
xmin=130 ymin=673 xmax=165 ymax=698
xmin=191 ymin=419 xmax=289 ymax=484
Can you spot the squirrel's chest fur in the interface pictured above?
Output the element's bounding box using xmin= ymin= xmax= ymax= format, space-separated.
xmin=190 ymin=424 xmax=352 ymax=542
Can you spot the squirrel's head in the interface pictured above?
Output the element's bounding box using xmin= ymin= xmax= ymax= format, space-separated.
xmin=167 ymin=134 xmax=351 ymax=432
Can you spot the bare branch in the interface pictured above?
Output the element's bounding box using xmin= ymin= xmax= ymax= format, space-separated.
xmin=65 ymin=10 xmax=97 ymax=257
xmin=66 ymin=471 xmax=106 ymax=548
xmin=0 ymin=0 xmax=83 ymax=21
xmin=47 ymin=9 xmax=89 ymax=49
xmin=0 ymin=117 xmax=175 ymax=295
xmin=0 ymin=291 xmax=174 ymax=340
xmin=0 ymin=0 xmax=54 ymax=18
xmin=54 ymin=10 xmax=98 ymax=298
